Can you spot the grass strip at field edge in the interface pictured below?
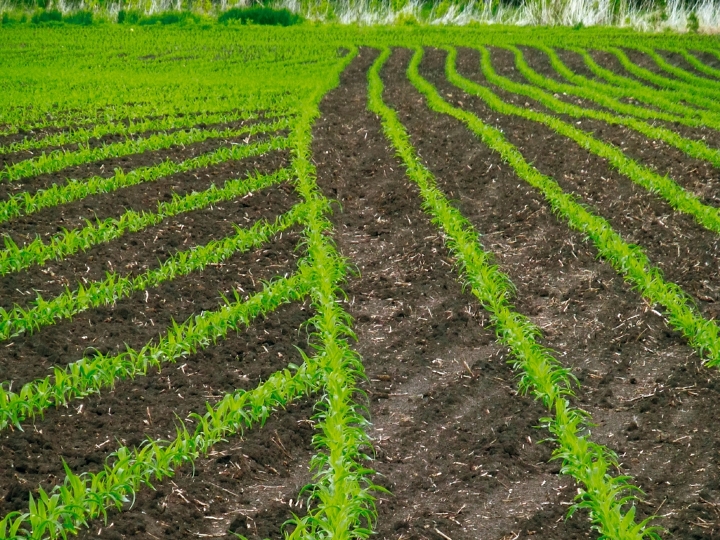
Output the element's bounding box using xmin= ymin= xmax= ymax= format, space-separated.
xmin=474 ymin=45 xmax=720 ymax=173
xmin=0 ymin=188 xmax=304 ymax=343
xmin=0 ymin=166 xmax=292 ymax=276
xmin=370 ymin=46 xmax=659 ymax=540
xmin=445 ymin=46 xmax=720 ymax=236
xmin=0 ymin=123 xmax=289 ymax=225
xmin=412 ymin=48 xmax=720 ymax=364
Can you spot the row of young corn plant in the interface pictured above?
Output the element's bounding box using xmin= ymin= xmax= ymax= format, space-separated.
xmin=408 ymin=48 xmax=720 ymax=366
xmin=0 ymin=117 xmax=294 ymax=183
xmin=637 ymin=47 xmax=720 ymax=90
xmin=0 ymin=45 xmax=380 ymax=540
xmin=671 ymin=48 xmax=720 ymax=80
xmin=0 ymin=269 xmax=320 ymax=539
xmin=281 ymin=45 xmax=381 ymax=540
xmin=574 ymin=45 xmax=720 ymax=114
xmin=369 ymin=47 xmax=659 ymax=540
xmin=475 ymin=46 xmax=720 ymax=172
xmin=0 ymin=167 xmax=292 ymax=276
xmin=523 ymin=45 xmax=720 ymax=127
xmin=0 ymin=198 xmax=306 ymax=343
xmin=601 ymin=47 xmax=720 ymax=109
xmin=443 ymin=47 xmax=720 ymax=236
xmin=0 ymin=108 xmax=289 ymax=155
xmin=0 ymin=128 xmax=289 ymax=225
xmin=558 ymin=47 xmax=720 ymax=123
xmin=0 ymin=88 xmax=297 ymax=139
xmin=0 ymin=268 xmax=311 ymax=434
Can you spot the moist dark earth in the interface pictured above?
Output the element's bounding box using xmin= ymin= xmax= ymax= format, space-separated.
xmin=2 ymin=46 xmax=720 ymax=540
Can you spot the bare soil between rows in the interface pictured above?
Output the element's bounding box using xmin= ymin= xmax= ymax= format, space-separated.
xmin=2 ymin=47 xmax=720 ymax=540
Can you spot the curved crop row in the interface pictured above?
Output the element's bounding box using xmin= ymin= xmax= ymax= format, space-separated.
xmin=0 ymin=167 xmax=292 ymax=276
xmin=445 ymin=46 xmax=720 ymax=236
xmin=419 ymin=48 xmax=720 ymax=365
xmin=0 ymin=87 xmax=297 ymax=139
xmin=0 ymin=117 xmax=291 ymax=183
xmin=507 ymin=46 xmax=720 ymax=131
xmin=0 ymin=109 xmax=289 ymax=156
xmin=0 ymin=128 xmax=289 ymax=225
xmin=672 ymin=48 xmax=720 ymax=80
xmin=0 ymin=271 xmax=310 ymax=434
xmin=0 ymin=44 xmax=380 ymax=540
xmin=475 ymin=46 xmax=720 ymax=172
xmin=281 ymin=45 xmax=381 ymax=540
xmin=370 ymin=46 xmax=659 ymax=540
xmin=638 ymin=47 xmax=720 ymax=90
xmin=0 ymin=199 xmax=305 ymax=343
xmin=0 ymin=281 xmax=323 ymax=539
xmin=603 ymin=47 xmax=720 ymax=110
xmin=564 ymin=47 xmax=720 ymax=122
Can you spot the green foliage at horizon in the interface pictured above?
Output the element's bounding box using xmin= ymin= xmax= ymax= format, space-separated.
xmin=218 ymin=6 xmax=303 ymax=26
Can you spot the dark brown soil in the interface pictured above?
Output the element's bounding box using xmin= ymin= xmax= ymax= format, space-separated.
xmin=459 ymin=47 xmax=720 ymax=208
xmin=316 ymin=47 xmax=580 ymax=539
xmin=516 ymin=46 xmax=681 ymax=117
xmin=0 ymin=172 xmax=298 ymax=312
xmin=0 ymin=145 xmax=289 ymax=252
xmin=509 ymin=46 xmax=720 ymax=152
xmin=0 ymin=107 xmax=261 ymax=150
xmin=2 ymin=298 xmax=316 ymax=540
xmin=589 ymin=49 xmax=666 ymax=89
xmin=656 ymin=50 xmax=720 ymax=81
xmin=0 ymin=117 xmax=269 ymax=171
xmin=412 ymin=46 xmax=720 ymax=539
xmin=593 ymin=48 xmax=720 ymax=114
xmin=437 ymin=47 xmax=720 ymax=322
xmin=0 ymin=125 xmax=284 ymax=205
xmin=691 ymin=50 xmax=720 ymax=71
xmin=3 ymin=46 xmax=720 ymax=540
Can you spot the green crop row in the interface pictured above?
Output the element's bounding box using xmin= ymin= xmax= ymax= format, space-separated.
xmin=0 ymin=195 xmax=304 ymax=343
xmin=524 ymin=47 xmax=720 ymax=129
xmin=0 ymin=116 xmax=291 ymax=183
xmin=638 ymin=47 xmax=720 ymax=90
xmin=0 ymin=273 xmax=324 ymax=539
xmin=672 ymin=49 xmax=720 ymax=80
xmin=282 ymin=45 xmax=381 ymax=540
xmin=419 ymin=48 xmax=720 ymax=363
xmin=0 ymin=91 xmax=295 ymax=140
xmin=0 ymin=167 xmax=291 ymax=277
xmin=475 ymin=46 xmax=720 ymax=173
xmin=445 ymin=47 xmax=720 ymax=236
xmin=0 ymin=126 xmax=289 ymax=225
xmin=562 ymin=47 xmax=720 ymax=122
xmin=0 ymin=269 xmax=310 ymax=434
xmin=0 ymin=28 xmax=339 ymax=138
xmin=0 ymin=43 xmax=379 ymax=540
xmin=507 ymin=46 xmax=720 ymax=130
xmin=603 ymin=47 xmax=720 ymax=110
xmin=0 ymin=109 xmax=262 ymax=155
xmin=370 ymin=46 xmax=658 ymax=540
